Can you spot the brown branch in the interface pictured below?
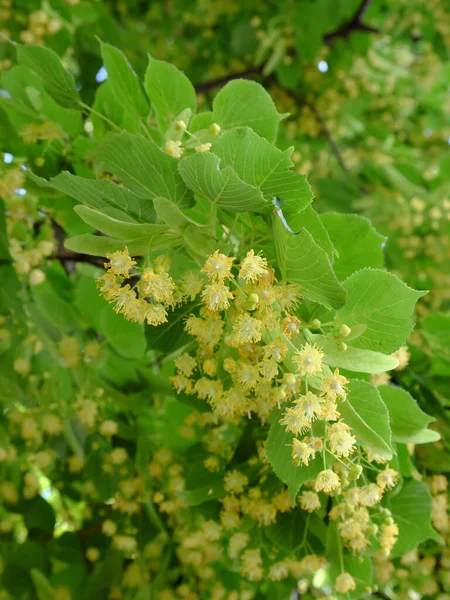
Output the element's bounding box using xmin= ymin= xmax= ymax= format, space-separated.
xmin=53 ymin=250 xmax=104 ymax=268
xmin=306 ymin=102 xmax=350 ymax=174
xmin=324 ymin=0 xmax=379 ymax=43
xmin=194 ymin=0 xmax=379 ymax=94
xmin=283 ymin=87 xmax=350 ymax=175
xmin=195 ymin=64 xmax=264 ymax=94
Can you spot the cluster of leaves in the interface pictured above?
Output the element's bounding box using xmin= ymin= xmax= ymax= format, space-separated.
xmin=0 ymin=1 xmax=449 ymax=599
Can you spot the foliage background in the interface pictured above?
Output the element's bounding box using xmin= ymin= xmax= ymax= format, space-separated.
xmin=0 ymin=1 xmax=449 ymax=599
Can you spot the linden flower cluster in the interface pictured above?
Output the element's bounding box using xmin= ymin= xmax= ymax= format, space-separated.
xmin=374 ymin=475 xmax=450 ymax=599
xmin=1 ymin=165 xmax=55 ymax=283
xmin=19 ymin=10 xmax=63 ymax=46
xmin=96 ymin=247 xmax=403 ymax=575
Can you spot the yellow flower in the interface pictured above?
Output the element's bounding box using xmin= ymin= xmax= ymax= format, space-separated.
xmin=327 ymin=421 xmax=356 ymax=457
xmin=86 ymin=547 xmax=100 ymax=562
xmin=102 ymin=519 xmax=117 ymax=536
xmin=105 ymin=248 xmax=136 ymax=277
xmin=201 ymin=250 xmax=235 ymax=281
xmin=239 ymin=250 xmax=268 ymax=282
xmin=42 ymin=414 xmax=63 ymax=436
xmin=97 ymin=272 xmax=121 ymax=300
xmin=376 ymin=466 xmax=399 ymax=490
xmin=241 ymin=548 xmax=263 ymax=582
xmin=314 ymin=469 xmax=340 ymax=494
xmin=174 ymin=353 xmax=197 ymax=377
xmin=195 ymin=142 xmax=211 ymax=153
xmin=335 ymin=572 xmax=356 ymax=593
xmin=291 ymin=438 xmax=315 ymax=466
xmin=281 ymin=314 xmax=301 ymax=339
xmin=100 ymin=420 xmax=118 ymax=437
xmin=146 ymin=303 xmax=168 ymax=326
xmin=179 ymin=271 xmax=204 ymax=300
xmin=233 ymin=313 xmax=262 ymax=344
xmin=294 ymin=391 xmax=323 ymax=422
xmin=280 ymin=406 xmax=311 ymax=435
xmin=322 ymin=369 xmax=348 ymax=401
xmin=380 ymin=521 xmax=399 ymax=553
xmin=19 ymin=123 xmax=41 ymax=144
xmin=269 ymin=561 xmax=289 ymax=581
xmin=164 ymin=139 xmax=183 ymax=158
xmin=141 ymin=269 xmax=176 ymax=303
xmin=224 ymin=470 xmax=248 ymax=494
xmin=299 ymin=491 xmax=321 ymax=512
xmin=228 ymin=532 xmax=249 ymax=558
xmin=392 ymin=345 xmax=410 ymax=370
xmin=359 ymin=483 xmax=383 ymax=506
xmin=201 ymin=282 xmax=233 ymax=311
xmin=113 ymin=535 xmax=137 ymax=552
xmin=292 ymin=343 xmax=324 ymax=376
xmin=233 ymin=363 xmax=260 ymax=391
xmin=277 ymin=283 xmax=302 ymax=312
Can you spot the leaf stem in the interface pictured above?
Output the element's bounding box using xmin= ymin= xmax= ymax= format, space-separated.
xmin=78 ymin=101 xmax=121 ymax=132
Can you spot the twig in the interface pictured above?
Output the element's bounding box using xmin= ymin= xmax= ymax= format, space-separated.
xmin=306 ymin=102 xmax=350 ymax=174
xmin=194 ymin=0 xmax=379 ymax=94
xmin=324 ymin=0 xmax=379 ymax=43
xmin=195 ymin=64 xmax=264 ymax=93
xmin=53 ymin=250 xmax=104 ymax=268
xmin=283 ymin=88 xmax=350 ymax=174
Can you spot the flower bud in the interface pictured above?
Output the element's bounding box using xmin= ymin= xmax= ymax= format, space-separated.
xmin=273 ymin=387 xmax=287 ymax=401
xmin=338 ymin=342 xmax=347 ymax=352
xmin=209 ymin=122 xmax=221 ymax=136
xmin=310 ymin=319 xmax=321 ymax=329
xmin=29 ymin=269 xmax=45 ymax=287
xmin=282 ymin=372 xmax=296 ymax=386
xmin=339 ymin=324 xmax=351 ymax=337
xmin=245 ymin=293 xmax=259 ymax=311
xmin=175 ymin=120 xmax=186 ymax=131
xmin=348 ymin=464 xmax=363 ymax=481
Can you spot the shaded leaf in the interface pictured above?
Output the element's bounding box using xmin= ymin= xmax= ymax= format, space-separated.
xmin=337 ymin=269 xmax=425 ymax=354
xmin=339 ymin=379 xmax=393 ymax=460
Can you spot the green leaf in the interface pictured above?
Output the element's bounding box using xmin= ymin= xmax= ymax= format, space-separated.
xmin=266 ymin=411 xmax=322 ymax=502
xmin=96 ymin=133 xmax=192 ymax=206
xmin=378 ymin=385 xmax=440 ymax=444
xmin=24 ymin=496 xmax=55 ymax=534
xmin=153 ymin=196 xmax=204 ymax=233
xmin=212 ymin=127 xmax=312 ymax=214
xmin=92 ymin=79 xmax=142 ymax=138
xmin=422 ymin=313 xmax=450 ymax=361
xmin=30 ymin=569 xmax=55 ymax=600
xmin=178 ymin=152 xmax=267 ymax=213
xmin=310 ymin=334 xmax=399 ymax=374
xmin=17 ymin=44 xmax=80 ymax=109
xmin=74 ymin=205 xmax=164 ymax=239
xmin=265 ymin=510 xmax=306 ymax=551
xmin=85 ymin=550 xmax=123 ymax=600
xmin=68 ymin=206 xmax=175 ymax=256
xmin=50 ymin=171 xmax=156 ymax=223
xmin=65 ymin=233 xmax=171 ymax=257
xmin=339 ymin=379 xmax=393 ymax=460
xmin=144 ymin=55 xmax=196 ymax=132
xmin=212 ymin=79 xmax=285 ymax=143
xmin=387 ymin=479 xmax=443 ymax=557
xmin=337 ymin=269 xmax=426 ymax=354
xmin=0 ymin=375 xmax=25 ymax=405
xmin=100 ymin=304 xmax=147 ymax=360
xmin=2 ymin=66 xmax=82 ymax=137
xmin=285 ymin=228 xmax=346 ymax=310
xmin=99 ymin=41 xmax=149 ymax=119
xmin=320 ymin=213 xmax=385 ymax=279
xmin=32 ymin=281 xmax=79 ymax=333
